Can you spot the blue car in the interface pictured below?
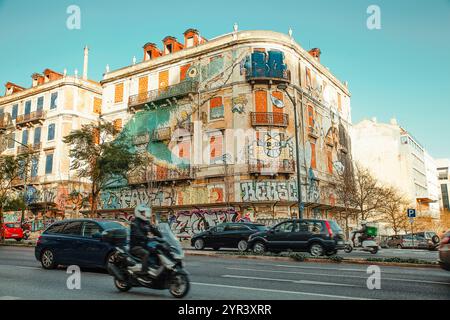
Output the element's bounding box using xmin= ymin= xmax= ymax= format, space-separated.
xmin=35 ymin=219 xmax=129 ymax=269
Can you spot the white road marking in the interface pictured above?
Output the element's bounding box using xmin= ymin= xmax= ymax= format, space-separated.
xmin=226 ymin=267 xmax=450 ymax=286
xmin=0 ymin=265 xmax=41 ymax=270
xmin=222 ymin=274 xmax=359 ymax=287
xmin=275 ymin=264 xmax=364 ymax=272
xmin=0 ymin=296 xmax=21 ymax=300
xmin=192 ymin=282 xmax=373 ymax=300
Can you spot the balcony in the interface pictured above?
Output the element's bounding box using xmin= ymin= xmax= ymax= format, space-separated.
xmin=16 ymin=110 xmax=46 ymax=128
xmin=17 ymin=143 xmax=42 ymax=155
xmin=152 ymin=127 xmax=172 ymax=141
xmin=246 ymin=67 xmax=290 ymax=84
xmin=251 ymin=112 xmax=289 ymax=127
xmin=11 ymin=176 xmax=40 ymax=188
xmin=249 ymin=160 xmax=296 ymax=175
xmin=128 ymin=80 xmax=199 ymax=112
xmin=128 ymin=166 xmax=195 ymax=185
xmin=0 ymin=114 xmax=9 ymax=131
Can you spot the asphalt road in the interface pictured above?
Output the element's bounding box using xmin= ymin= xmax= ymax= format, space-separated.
xmin=0 ymin=246 xmax=449 ymax=300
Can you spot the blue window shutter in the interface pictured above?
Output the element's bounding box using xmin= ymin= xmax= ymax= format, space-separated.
xmin=37 ymin=97 xmax=44 ymax=111
xmin=12 ymin=105 xmax=18 ymax=120
xmin=34 ymin=127 xmax=42 ymax=144
xmin=31 ymin=158 xmax=39 ymax=177
xmin=50 ymin=92 xmax=58 ymax=109
xmin=25 ymin=101 xmax=31 ymax=115
xmin=45 ymin=154 xmax=53 ymax=174
xmin=48 ymin=124 xmax=55 ymax=141
xmin=22 ymin=130 xmax=29 ymax=145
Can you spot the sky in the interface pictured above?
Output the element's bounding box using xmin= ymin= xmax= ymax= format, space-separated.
xmin=0 ymin=0 xmax=449 ymax=158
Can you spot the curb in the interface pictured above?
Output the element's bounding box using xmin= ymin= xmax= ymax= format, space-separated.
xmin=185 ymin=250 xmax=441 ymax=269
xmin=0 ymin=242 xmax=36 ymax=248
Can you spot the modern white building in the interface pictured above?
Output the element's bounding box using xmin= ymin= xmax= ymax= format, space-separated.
xmin=351 ymin=118 xmax=439 ymax=218
xmin=436 ymin=158 xmax=450 ymax=211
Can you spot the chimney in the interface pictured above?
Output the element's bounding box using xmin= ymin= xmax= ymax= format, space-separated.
xmin=308 ymin=48 xmax=322 ymax=62
xmin=143 ymin=43 xmax=162 ymax=62
xmin=162 ymin=36 xmax=184 ymax=55
xmin=31 ymin=73 xmax=45 ymax=87
xmin=83 ymin=46 xmax=89 ymax=80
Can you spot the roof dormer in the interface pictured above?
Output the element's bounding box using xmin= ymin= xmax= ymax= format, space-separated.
xmin=31 ymin=73 xmax=45 ymax=87
xmin=162 ymin=36 xmax=184 ymax=55
xmin=143 ymin=42 xmax=162 ymax=62
xmin=183 ymin=28 xmax=207 ymax=48
xmin=4 ymin=82 xmax=25 ymax=96
xmin=43 ymin=69 xmax=63 ymax=83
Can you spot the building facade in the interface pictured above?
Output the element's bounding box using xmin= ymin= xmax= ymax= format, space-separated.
xmin=0 ymin=52 xmax=102 ymax=229
xmin=437 ymin=159 xmax=450 ymax=211
xmin=98 ymin=29 xmax=352 ymax=237
xmin=351 ymin=118 xmax=439 ymax=218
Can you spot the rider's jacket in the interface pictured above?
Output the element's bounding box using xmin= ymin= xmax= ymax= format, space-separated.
xmin=130 ymin=217 xmax=162 ymax=248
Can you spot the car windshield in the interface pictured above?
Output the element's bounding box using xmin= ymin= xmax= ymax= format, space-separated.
xmin=425 ymin=232 xmax=436 ymax=238
xmin=99 ymin=221 xmax=128 ymax=230
xmin=328 ymin=221 xmax=343 ymax=233
xmin=5 ymin=223 xmax=20 ymax=228
xmin=253 ymin=225 xmax=268 ymax=231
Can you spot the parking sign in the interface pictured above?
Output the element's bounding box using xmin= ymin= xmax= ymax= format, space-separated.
xmin=407 ymin=209 xmax=416 ymax=218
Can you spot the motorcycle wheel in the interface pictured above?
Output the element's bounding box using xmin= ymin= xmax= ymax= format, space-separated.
xmin=169 ymin=273 xmax=190 ymax=299
xmin=370 ymin=247 xmax=379 ymax=254
xmin=114 ymin=278 xmax=131 ymax=292
xmin=344 ymin=246 xmax=353 ymax=253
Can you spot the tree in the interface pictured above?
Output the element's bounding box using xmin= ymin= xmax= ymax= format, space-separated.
xmin=63 ymin=121 xmax=143 ymax=217
xmin=0 ymin=153 xmax=33 ymax=242
xmin=380 ymin=187 xmax=410 ymax=235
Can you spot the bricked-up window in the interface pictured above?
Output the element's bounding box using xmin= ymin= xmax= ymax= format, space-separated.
xmin=93 ymin=97 xmax=102 ymax=114
xmin=113 ymin=119 xmax=122 ymax=131
xmin=271 ymin=91 xmax=284 ymax=125
xmin=305 ymin=67 xmax=312 ymax=88
xmin=50 ymin=92 xmax=58 ymax=109
xmin=327 ymin=149 xmax=333 ymax=174
xmin=307 ymin=105 xmax=314 ymax=128
xmin=180 ymin=64 xmax=191 ymax=81
xmin=178 ymin=140 xmax=191 ymax=160
xmin=209 ymin=96 xmax=224 ymax=120
xmin=114 ymin=83 xmax=124 ymax=103
xmin=45 ymin=154 xmax=53 ymax=174
xmin=310 ymin=141 xmax=317 ymax=169
xmin=337 ymin=93 xmax=342 ymax=112
xmin=209 ymin=134 xmax=223 ymax=164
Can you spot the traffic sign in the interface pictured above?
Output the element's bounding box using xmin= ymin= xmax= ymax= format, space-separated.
xmin=407 ymin=209 xmax=416 ymax=218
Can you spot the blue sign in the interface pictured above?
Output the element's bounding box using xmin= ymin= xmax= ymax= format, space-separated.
xmin=407 ymin=209 xmax=416 ymax=218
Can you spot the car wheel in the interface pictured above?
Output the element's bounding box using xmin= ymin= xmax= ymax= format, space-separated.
xmin=105 ymin=251 xmax=116 ymax=270
xmin=114 ymin=278 xmax=132 ymax=292
xmin=252 ymin=241 xmax=266 ymax=254
xmin=237 ymin=240 xmax=248 ymax=252
xmin=432 ymin=235 xmax=440 ymax=244
xmin=40 ymin=249 xmax=57 ymax=269
xmin=194 ymin=239 xmax=205 ymax=250
xmin=309 ymin=243 xmax=324 ymax=257
xmin=371 ymin=247 xmax=379 ymax=254
xmin=15 ymin=238 xmax=22 ymax=242
xmin=325 ymin=249 xmax=338 ymax=256
xmin=397 ymin=244 xmax=402 ymax=249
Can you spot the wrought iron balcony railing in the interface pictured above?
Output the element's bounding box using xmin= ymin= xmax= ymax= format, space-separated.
xmin=249 ymin=160 xmax=295 ymax=175
xmin=17 ymin=143 xmax=42 ymax=154
xmin=250 ymin=112 xmax=289 ymax=127
xmin=128 ymin=80 xmax=199 ymax=111
xmin=16 ymin=110 xmax=46 ymax=127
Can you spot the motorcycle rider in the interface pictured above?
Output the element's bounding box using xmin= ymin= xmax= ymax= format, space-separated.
xmin=130 ymin=204 xmax=162 ymax=277
xmin=352 ymin=221 xmax=369 ymax=246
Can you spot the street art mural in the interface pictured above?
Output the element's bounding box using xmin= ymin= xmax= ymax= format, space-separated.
xmin=239 ymin=181 xmax=298 ymax=202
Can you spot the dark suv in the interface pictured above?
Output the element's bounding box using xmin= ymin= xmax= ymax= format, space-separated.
xmin=191 ymin=222 xmax=267 ymax=251
xmin=248 ymin=219 xmax=345 ymax=256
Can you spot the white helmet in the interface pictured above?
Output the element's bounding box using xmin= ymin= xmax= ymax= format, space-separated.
xmin=134 ymin=204 xmax=151 ymax=221
xmin=361 ymin=220 xmax=367 ymax=226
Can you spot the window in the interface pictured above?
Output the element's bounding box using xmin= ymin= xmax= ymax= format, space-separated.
xmin=25 ymin=101 xmax=31 ymax=115
xmin=50 ymin=92 xmax=58 ymax=109
xmin=7 ymin=133 xmax=15 ymax=149
xmin=93 ymin=97 xmax=102 ymax=114
xmin=82 ymin=222 xmax=102 ymax=237
xmin=337 ymin=93 xmax=342 ymax=112
xmin=138 ymin=76 xmax=148 ymax=99
xmin=34 ymin=127 xmax=41 ymax=144
xmin=305 ymin=67 xmax=312 ymax=88
xmin=209 ymin=134 xmax=223 ymax=164
xmin=274 ymin=221 xmax=296 ymax=233
xmin=62 ymin=222 xmax=82 ymax=236
xmin=310 ymin=141 xmax=316 ymax=169
xmin=31 ymin=157 xmax=38 ymax=177
xmin=307 ymin=105 xmax=314 ymax=128
xmin=12 ymin=104 xmax=18 ymax=120
xmin=209 ymin=96 xmax=224 ymax=120
xmin=114 ymin=83 xmax=124 ymax=103
xmin=45 ymin=154 xmax=53 ymax=174
xmin=165 ymin=43 xmax=173 ymax=54
xmin=45 ymin=223 xmax=66 ymax=234
xmin=47 ymin=124 xmax=55 ymax=141
xmin=22 ymin=130 xmax=29 ymax=145
xmin=37 ymin=97 xmax=44 ymax=111
xmin=186 ymin=37 xmax=194 ymax=48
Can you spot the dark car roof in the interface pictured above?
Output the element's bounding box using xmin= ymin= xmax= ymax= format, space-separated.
xmin=51 ymin=219 xmax=121 ymax=224
xmin=219 ymin=222 xmax=265 ymax=226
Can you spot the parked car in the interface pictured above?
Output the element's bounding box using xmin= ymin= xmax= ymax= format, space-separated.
xmin=1 ymin=223 xmax=24 ymax=241
xmin=385 ymin=234 xmax=435 ymax=250
xmin=412 ymin=231 xmax=440 ymax=250
xmin=35 ymin=219 xmax=128 ymax=270
xmin=248 ymin=219 xmax=345 ymax=256
xmin=438 ymin=230 xmax=450 ymax=271
xmin=191 ymin=222 xmax=268 ymax=251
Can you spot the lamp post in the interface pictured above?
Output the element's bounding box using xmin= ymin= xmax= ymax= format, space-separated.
xmin=277 ymin=84 xmax=303 ymax=219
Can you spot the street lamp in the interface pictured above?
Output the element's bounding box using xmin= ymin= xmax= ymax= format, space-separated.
xmin=277 ymin=83 xmax=304 ymax=219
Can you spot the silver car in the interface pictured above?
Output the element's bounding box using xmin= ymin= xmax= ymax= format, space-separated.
xmin=438 ymin=231 xmax=450 ymax=271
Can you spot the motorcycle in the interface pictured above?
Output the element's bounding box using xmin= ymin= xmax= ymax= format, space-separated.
xmin=344 ymin=231 xmax=379 ymax=254
xmin=104 ymin=222 xmax=190 ymax=298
